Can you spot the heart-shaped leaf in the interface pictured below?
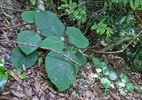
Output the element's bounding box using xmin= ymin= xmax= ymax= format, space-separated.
xmin=18 ymin=30 xmax=41 ymax=55
xmin=21 ymin=11 xmax=36 ymax=23
xmin=109 ymin=71 xmax=117 ymax=80
xmin=39 ymin=36 xmax=65 ymax=51
xmin=11 ymin=47 xmax=37 ymax=69
xmin=101 ymin=78 xmax=111 ymax=88
xmin=120 ymin=73 xmax=129 ymax=83
xmin=66 ymin=27 xmax=89 ymax=48
xmin=126 ymin=83 xmax=134 ymax=92
xmin=35 ymin=11 xmax=65 ymax=37
xmin=45 ymin=51 xmax=79 ymax=91
xmin=103 ymin=67 xmax=109 ymax=75
xmin=100 ymin=62 xmax=107 ymax=68
xmin=92 ymin=58 xmax=100 ymax=67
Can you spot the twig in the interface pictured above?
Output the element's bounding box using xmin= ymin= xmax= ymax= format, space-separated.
xmin=101 ymin=37 xmax=133 ymax=52
xmin=0 ymin=6 xmax=24 ymax=12
xmin=0 ymin=40 xmax=82 ymax=67
xmin=0 ymin=23 xmax=28 ymax=30
xmin=90 ymin=30 xmax=142 ymax=54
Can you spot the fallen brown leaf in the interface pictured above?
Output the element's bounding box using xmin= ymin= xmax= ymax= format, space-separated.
xmin=34 ymin=81 xmax=41 ymax=92
xmin=10 ymin=72 xmax=21 ymax=81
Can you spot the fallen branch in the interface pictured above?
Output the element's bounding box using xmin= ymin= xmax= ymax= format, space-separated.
xmin=0 ymin=6 xmax=24 ymax=12
xmin=0 ymin=23 xmax=28 ymax=30
xmin=0 ymin=40 xmax=82 ymax=67
xmin=89 ymin=30 xmax=142 ymax=54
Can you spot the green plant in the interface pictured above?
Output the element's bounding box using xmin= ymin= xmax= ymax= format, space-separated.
xmin=60 ymin=0 xmax=87 ymax=23
xmin=0 ymin=60 xmax=27 ymax=91
xmin=91 ymin=22 xmax=114 ymax=38
xmin=0 ymin=60 xmax=8 ymax=91
xmin=140 ymin=86 xmax=142 ymax=93
xmin=92 ymin=57 xmax=134 ymax=94
xmin=11 ymin=11 xmax=89 ymax=91
xmin=30 ymin=0 xmax=36 ymax=5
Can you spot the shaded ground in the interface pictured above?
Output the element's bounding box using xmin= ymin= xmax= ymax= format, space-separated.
xmin=0 ymin=6 xmax=142 ymax=100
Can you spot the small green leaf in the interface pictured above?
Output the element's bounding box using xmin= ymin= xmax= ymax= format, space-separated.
xmin=92 ymin=58 xmax=100 ymax=67
xmin=18 ymin=30 xmax=41 ymax=55
xmin=101 ymin=78 xmax=111 ymax=88
xmin=96 ymin=68 xmax=102 ymax=73
xmin=0 ymin=72 xmax=8 ymax=91
xmin=104 ymin=89 xmax=109 ymax=95
xmin=66 ymin=27 xmax=89 ymax=48
xmin=116 ymin=81 xmax=125 ymax=87
xmin=120 ymin=73 xmax=129 ymax=83
xmin=100 ymin=62 xmax=107 ymax=68
xmin=10 ymin=70 xmax=26 ymax=79
xmin=109 ymin=71 xmax=117 ymax=80
xmin=11 ymin=47 xmax=37 ymax=69
xmin=0 ymin=60 xmax=4 ymax=74
xmin=39 ymin=36 xmax=65 ymax=51
xmin=38 ymin=57 xmax=43 ymax=67
xmin=35 ymin=11 xmax=65 ymax=37
xmin=126 ymin=83 xmax=134 ymax=92
xmin=119 ymin=88 xmax=125 ymax=94
xmin=21 ymin=11 xmax=36 ymax=23
xmin=140 ymin=86 xmax=142 ymax=93
xmin=103 ymin=67 xmax=109 ymax=75
xmin=91 ymin=23 xmax=98 ymax=30
xmin=30 ymin=0 xmax=36 ymax=5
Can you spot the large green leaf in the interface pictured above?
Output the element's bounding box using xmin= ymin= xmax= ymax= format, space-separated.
xmin=17 ymin=30 xmax=41 ymax=55
xmin=35 ymin=11 xmax=65 ymax=37
xmin=11 ymin=47 xmax=37 ymax=69
xmin=39 ymin=36 xmax=65 ymax=51
xmin=21 ymin=11 xmax=36 ymax=23
xmin=66 ymin=27 xmax=89 ymax=48
xmin=45 ymin=51 xmax=79 ymax=91
xmin=0 ymin=72 xmax=8 ymax=91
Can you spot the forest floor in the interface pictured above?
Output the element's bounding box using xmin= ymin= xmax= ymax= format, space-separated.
xmin=0 ymin=5 xmax=142 ymax=100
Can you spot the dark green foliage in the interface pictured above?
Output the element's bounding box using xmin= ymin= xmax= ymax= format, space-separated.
xmin=11 ymin=47 xmax=38 ymax=69
xmin=11 ymin=11 xmax=88 ymax=91
xmin=18 ymin=30 xmax=41 ymax=55
xmin=35 ymin=11 xmax=65 ymax=37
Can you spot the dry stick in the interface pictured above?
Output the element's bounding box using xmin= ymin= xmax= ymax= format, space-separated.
xmin=0 ymin=40 xmax=82 ymax=67
xmin=90 ymin=30 xmax=142 ymax=54
xmin=0 ymin=6 xmax=24 ymax=12
xmin=101 ymin=37 xmax=133 ymax=52
xmin=0 ymin=23 xmax=28 ymax=30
